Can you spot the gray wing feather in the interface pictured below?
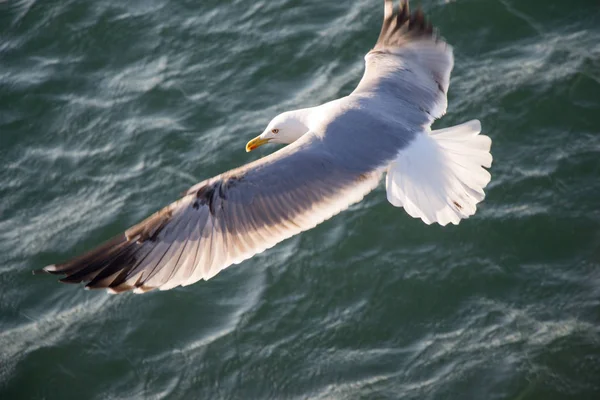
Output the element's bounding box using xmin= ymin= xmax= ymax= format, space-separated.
xmin=43 ymin=133 xmax=383 ymax=293
xmin=352 ymin=0 xmax=454 ymax=126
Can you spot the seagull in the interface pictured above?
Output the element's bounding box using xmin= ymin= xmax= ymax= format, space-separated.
xmin=39 ymin=0 xmax=492 ymax=293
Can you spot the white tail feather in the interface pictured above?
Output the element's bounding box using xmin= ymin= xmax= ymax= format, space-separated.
xmin=386 ymin=120 xmax=492 ymax=226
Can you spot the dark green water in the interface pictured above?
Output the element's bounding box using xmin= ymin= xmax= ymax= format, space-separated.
xmin=1 ymin=0 xmax=600 ymax=398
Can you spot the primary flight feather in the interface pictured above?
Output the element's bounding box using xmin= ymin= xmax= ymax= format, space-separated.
xmin=40 ymin=0 xmax=492 ymax=293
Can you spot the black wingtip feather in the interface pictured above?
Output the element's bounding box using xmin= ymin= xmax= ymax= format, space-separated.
xmin=374 ymin=0 xmax=437 ymax=51
xmin=37 ymin=232 xmax=142 ymax=290
xmin=36 ymin=197 xmax=179 ymax=293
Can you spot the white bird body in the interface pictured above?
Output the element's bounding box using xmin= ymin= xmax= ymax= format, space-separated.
xmin=41 ymin=1 xmax=492 ymax=293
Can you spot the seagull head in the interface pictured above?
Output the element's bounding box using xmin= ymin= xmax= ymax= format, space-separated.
xmin=246 ymin=111 xmax=310 ymax=152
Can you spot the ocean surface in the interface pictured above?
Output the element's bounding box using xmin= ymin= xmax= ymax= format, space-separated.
xmin=1 ymin=0 xmax=599 ymax=398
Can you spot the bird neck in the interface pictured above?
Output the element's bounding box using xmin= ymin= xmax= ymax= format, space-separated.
xmin=282 ymin=107 xmax=316 ymax=143
xmin=288 ymin=107 xmax=314 ymax=129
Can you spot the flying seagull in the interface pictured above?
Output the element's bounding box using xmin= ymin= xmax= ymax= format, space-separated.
xmin=39 ymin=0 xmax=492 ymax=293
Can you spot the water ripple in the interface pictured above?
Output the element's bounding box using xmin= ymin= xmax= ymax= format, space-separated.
xmin=2 ymin=0 xmax=600 ymax=398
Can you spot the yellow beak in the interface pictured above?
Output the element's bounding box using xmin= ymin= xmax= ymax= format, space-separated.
xmin=246 ymin=136 xmax=270 ymax=152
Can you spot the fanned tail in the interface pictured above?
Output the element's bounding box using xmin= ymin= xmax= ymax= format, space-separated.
xmin=386 ymin=120 xmax=492 ymax=226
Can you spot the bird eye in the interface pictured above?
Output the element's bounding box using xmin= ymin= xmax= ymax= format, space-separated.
xmin=271 ymin=129 xmax=279 ymax=134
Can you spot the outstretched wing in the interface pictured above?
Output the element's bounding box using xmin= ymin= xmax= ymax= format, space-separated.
xmin=352 ymin=0 xmax=454 ymax=127
xmin=42 ymin=133 xmax=383 ymax=293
